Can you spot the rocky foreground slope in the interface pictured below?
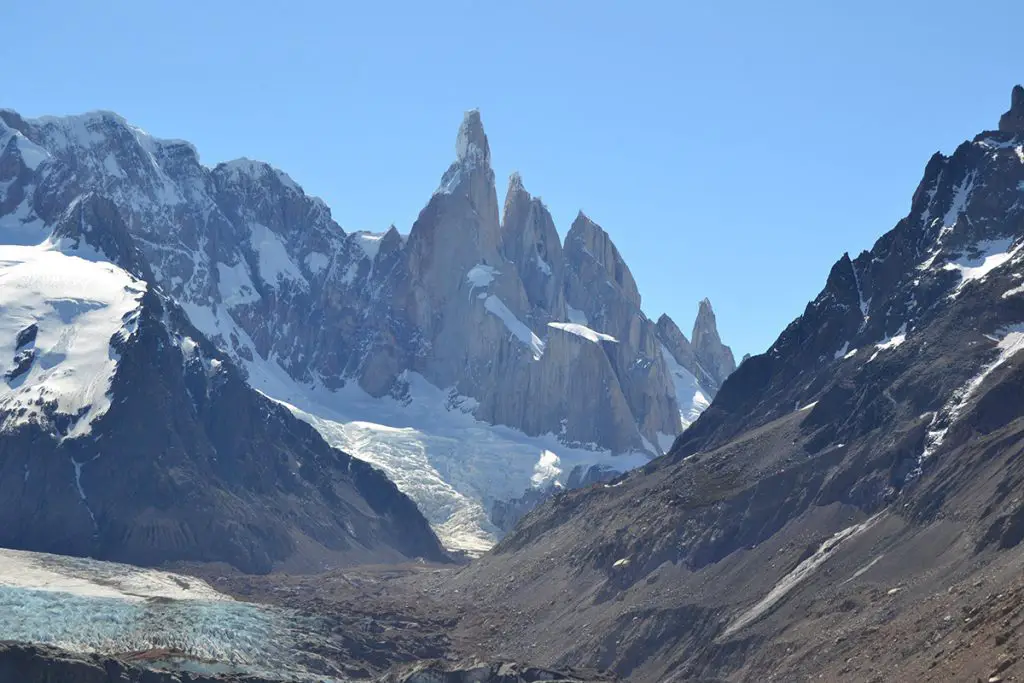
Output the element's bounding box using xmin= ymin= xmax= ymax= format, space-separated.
xmin=433 ymin=87 xmax=1024 ymax=682
xmin=0 ymin=643 xmax=611 ymax=683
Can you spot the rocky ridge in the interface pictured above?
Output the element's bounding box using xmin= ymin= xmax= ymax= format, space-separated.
xmin=437 ymin=86 xmax=1024 ymax=682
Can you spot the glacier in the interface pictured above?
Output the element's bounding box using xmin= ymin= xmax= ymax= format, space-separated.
xmin=0 ymin=548 xmax=339 ymax=681
xmin=248 ymin=360 xmax=651 ymax=555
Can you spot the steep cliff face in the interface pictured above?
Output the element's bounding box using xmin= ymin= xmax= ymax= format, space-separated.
xmin=0 ymin=106 xmax=736 ymax=551
xmin=445 ymin=87 xmax=1024 ymax=682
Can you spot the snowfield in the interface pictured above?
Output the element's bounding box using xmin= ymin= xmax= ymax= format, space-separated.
xmin=0 ymin=243 xmax=146 ymax=437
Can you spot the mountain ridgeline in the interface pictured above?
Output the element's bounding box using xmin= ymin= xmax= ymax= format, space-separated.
xmin=0 ymin=107 xmax=734 ymax=460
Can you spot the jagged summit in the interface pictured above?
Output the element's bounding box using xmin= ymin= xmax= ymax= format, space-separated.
xmin=691 ymin=296 xmax=736 ymax=389
xmin=657 ymin=302 xmax=736 ymax=400
xmin=565 ymin=211 xmax=641 ymax=307
xmin=507 ymin=170 xmax=525 ymax=192
xmin=692 ymin=297 xmax=719 ymax=343
xmin=435 ymin=109 xmax=494 ymax=196
xmin=455 ymin=108 xmax=490 ymax=166
xmin=998 ymin=84 xmax=1024 ymax=133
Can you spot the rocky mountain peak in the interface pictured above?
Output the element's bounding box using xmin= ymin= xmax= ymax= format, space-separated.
xmin=998 ymin=84 xmax=1024 ymax=133
xmin=435 ymin=110 xmax=495 ymax=197
xmin=690 ymin=297 xmax=736 ymax=389
xmin=564 ymin=212 xmax=641 ymax=309
xmin=502 ymin=172 xmax=530 ymax=214
xmin=507 ymin=170 xmax=525 ymax=193
xmin=500 ymin=172 xmax=564 ymax=316
xmin=655 ymin=306 xmax=734 ymax=400
xmin=692 ymin=297 xmax=718 ymax=342
xmin=455 ymin=108 xmax=490 ymax=167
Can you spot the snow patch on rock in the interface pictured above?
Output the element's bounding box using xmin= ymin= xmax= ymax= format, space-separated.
xmin=547 ymin=322 xmax=617 ymax=343
xmin=466 ymin=263 xmax=498 ymax=289
xmin=944 ymin=238 xmax=1024 ymax=295
xmin=304 ymin=251 xmax=330 ymax=273
xmin=919 ymin=324 xmax=1024 ymax=466
xmin=868 ymin=324 xmax=907 ymax=362
xmin=248 ymin=223 xmax=306 ymax=288
xmin=484 ymin=295 xmax=544 ymax=360
xmin=722 ymin=513 xmax=882 ymax=637
xmin=216 ymin=260 xmax=259 ymax=306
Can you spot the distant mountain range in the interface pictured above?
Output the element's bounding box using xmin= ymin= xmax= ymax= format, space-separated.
xmin=0 ymin=105 xmax=734 ymax=556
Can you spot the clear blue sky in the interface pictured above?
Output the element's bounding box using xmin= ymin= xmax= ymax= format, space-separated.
xmin=4 ymin=1 xmax=1023 ymax=358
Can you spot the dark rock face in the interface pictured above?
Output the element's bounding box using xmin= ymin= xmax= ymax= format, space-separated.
xmin=4 ymin=323 xmax=35 ymax=381
xmin=442 ymin=86 xmax=1024 ymax=682
xmin=999 ymin=84 xmax=1024 ymax=133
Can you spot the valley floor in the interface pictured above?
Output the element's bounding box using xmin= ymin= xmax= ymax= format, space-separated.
xmin=6 ymin=512 xmax=1024 ymax=683
xmin=171 ymin=538 xmax=1024 ymax=683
